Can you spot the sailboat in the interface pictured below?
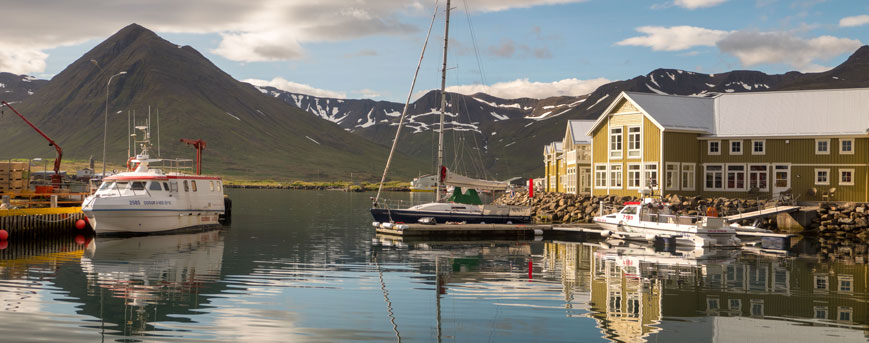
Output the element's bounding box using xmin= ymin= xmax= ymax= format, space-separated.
xmin=370 ymin=0 xmax=531 ymax=225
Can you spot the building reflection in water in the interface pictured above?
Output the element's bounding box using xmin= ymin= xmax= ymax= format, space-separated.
xmin=543 ymin=242 xmax=868 ymax=342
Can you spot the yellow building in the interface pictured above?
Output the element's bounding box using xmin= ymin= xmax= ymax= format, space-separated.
xmin=544 ymin=120 xmax=594 ymax=194
xmin=587 ymin=88 xmax=869 ymax=201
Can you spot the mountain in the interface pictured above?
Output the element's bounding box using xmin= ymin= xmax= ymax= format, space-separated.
xmin=0 ymin=24 xmax=426 ymax=181
xmin=0 ymin=72 xmax=48 ymax=102
xmin=277 ymin=46 xmax=869 ymax=178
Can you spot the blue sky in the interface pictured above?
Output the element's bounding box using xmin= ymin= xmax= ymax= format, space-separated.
xmin=3 ymin=0 xmax=868 ymax=101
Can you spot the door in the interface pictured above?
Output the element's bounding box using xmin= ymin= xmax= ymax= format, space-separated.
xmin=580 ymin=167 xmax=591 ymax=194
xmin=773 ymin=165 xmax=790 ymax=196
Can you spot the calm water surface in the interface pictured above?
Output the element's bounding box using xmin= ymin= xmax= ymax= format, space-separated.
xmin=0 ymin=189 xmax=866 ymax=342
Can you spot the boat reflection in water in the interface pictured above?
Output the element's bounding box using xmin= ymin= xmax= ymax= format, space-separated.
xmin=80 ymin=229 xmax=224 ymax=335
xmin=375 ymin=236 xmax=868 ymax=342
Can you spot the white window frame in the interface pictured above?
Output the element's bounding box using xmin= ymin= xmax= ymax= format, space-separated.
xmin=813 ymin=306 xmax=828 ymax=319
xmin=815 ymin=139 xmax=830 ymax=155
xmin=609 ymin=127 xmax=623 ymax=159
xmin=610 ymin=164 xmax=623 ymax=189
xmin=708 ymin=140 xmax=721 ymax=155
xmin=681 ymin=163 xmax=696 ymax=191
xmin=838 ymin=275 xmax=853 ymax=293
xmin=730 ymin=140 xmax=743 ymax=155
xmin=748 ymin=164 xmax=769 ymax=192
xmin=594 ymin=164 xmax=608 ymax=189
xmin=838 ymin=307 xmax=853 ymax=322
xmin=839 ymin=138 xmax=854 ymax=155
xmin=726 ymin=164 xmax=747 ymax=191
xmin=704 ymin=164 xmax=724 ymax=191
xmin=840 ymin=168 xmax=855 ymax=186
xmin=814 ymin=274 xmax=829 ymax=291
xmin=665 ymin=162 xmax=680 ymax=191
xmin=643 ymin=162 xmax=658 ymax=189
xmin=815 ymin=168 xmax=830 ymax=186
xmin=751 ymin=139 xmax=765 ymax=155
xmin=627 ymin=163 xmax=642 ymax=189
xmin=627 ymin=126 xmax=641 ymax=159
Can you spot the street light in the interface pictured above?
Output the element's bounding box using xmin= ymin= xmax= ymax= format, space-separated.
xmin=102 ymin=71 xmax=127 ymax=179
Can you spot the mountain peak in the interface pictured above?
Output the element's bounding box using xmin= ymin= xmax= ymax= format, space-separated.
xmin=842 ymin=45 xmax=869 ymax=65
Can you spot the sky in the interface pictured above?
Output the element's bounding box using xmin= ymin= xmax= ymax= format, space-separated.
xmin=2 ymin=0 xmax=868 ymax=101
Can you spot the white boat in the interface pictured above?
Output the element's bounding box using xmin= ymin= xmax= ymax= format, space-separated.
xmin=82 ymin=127 xmax=226 ymax=235
xmin=410 ymin=174 xmax=436 ymax=192
xmin=593 ymin=197 xmax=741 ymax=248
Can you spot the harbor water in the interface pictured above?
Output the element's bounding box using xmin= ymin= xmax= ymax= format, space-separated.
xmin=0 ymin=188 xmax=866 ymax=342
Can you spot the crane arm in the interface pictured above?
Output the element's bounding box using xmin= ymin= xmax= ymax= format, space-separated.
xmin=1 ymin=101 xmax=63 ymax=182
xmin=179 ymin=138 xmax=206 ymax=175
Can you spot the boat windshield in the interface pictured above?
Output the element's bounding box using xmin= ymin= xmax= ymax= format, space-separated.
xmin=621 ymin=206 xmax=638 ymax=215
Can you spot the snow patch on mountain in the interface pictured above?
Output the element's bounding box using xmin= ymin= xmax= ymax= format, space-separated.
xmin=586 ymin=93 xmax=610 ymax=110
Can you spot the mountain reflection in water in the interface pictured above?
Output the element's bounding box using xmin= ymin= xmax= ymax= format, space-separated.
xmin=0 ymin=189 xmax=863 ymax=342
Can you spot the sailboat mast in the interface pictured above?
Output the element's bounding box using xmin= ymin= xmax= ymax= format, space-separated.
xmin=435 ymin=0 xmax=451 ymax=202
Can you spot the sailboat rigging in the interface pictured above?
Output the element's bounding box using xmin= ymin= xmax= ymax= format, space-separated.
xmin=370 ymin=0 xmax=531 ymax=225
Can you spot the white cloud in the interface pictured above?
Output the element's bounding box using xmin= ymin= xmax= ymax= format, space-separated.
xmin=356 ymin=89 xmax=381 ymax=99
xmin=445 ymin=77 xmax=611 ymax=99
xmin=616 ymin=26 xmax=730 ymax=51
xmin=716 ymin=31 xmax=862 ymax=71
xmin=840 ymin=14 xmax=869 ymax=27
xmin=673 ymin=0 xmax=727 ymax=9
xmin=243 ymin=77 xmax=346 ymax=99
xmin=0 ymin=0 xmax=588 ymax=67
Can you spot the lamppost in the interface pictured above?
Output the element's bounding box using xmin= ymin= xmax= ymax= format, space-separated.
xmin=102 ymin=71 xmax=127 ymax=179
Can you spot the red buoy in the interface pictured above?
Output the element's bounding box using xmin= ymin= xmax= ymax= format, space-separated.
xmin=75 ymin=219 xmax=86 ymax=230
xmin=0 ymin=229 xmax=8 ymax=241
xmin=0 ymin=240 xmax=7 ymax=250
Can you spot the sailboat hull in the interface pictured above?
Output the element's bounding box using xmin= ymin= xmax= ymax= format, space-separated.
xmin=370 ymin=208 xmax=530 ymax=224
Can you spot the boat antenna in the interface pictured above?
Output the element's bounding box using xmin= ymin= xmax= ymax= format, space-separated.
xmin=435 ymin=0 xmax=451 ymax=203
xmin=156 ymin=107 xmax=161 ymax=157
xmin=127 ymin=109 xmax=131 ymax=161
xmin=373 ymin=0 xmax=441 ymax=206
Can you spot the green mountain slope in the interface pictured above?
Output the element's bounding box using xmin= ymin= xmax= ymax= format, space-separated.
xmin=0 ymin=24 xmax=426 ymax=181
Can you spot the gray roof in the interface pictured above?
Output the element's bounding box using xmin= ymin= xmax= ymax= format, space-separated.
xmin=568 ymin=120 xmax=595 ymax=144
xmin=624 ymin=92 xmax=715 ymax=132
xmin=713 ymin=88 xmax=869 ymax=137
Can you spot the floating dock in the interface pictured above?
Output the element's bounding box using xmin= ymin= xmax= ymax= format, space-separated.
xmin=0 ymin=207 xmax=88 ymax=238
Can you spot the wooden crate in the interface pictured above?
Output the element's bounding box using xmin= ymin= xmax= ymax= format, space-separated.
xmin=0 ymin=162 xmax=27 ymax=172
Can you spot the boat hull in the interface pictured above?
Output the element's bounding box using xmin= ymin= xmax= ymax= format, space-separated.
xmin=371 ymin=208 xmax=530 ymax=224
xmin=83 ymin=209 xmax=223 ymax=235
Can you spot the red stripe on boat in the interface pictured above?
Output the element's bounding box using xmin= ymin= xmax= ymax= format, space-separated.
xmin=623 ymin=201 xmax=641 ymax=205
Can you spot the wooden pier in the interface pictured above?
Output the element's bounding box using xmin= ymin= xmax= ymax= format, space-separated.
xmin=0 ymin=207 xmax=88 ymax=238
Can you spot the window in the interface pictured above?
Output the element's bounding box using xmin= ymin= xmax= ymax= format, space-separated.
xmin=627 ymin=164 xmax=641 ymax=189
xmin=610 ymin=164 xmax=622 ymax=188
xmin=209 ymin=181 xmax=215 ymax=191
xmin=627 ymin=126 xmax=641 ymax=158
xmin=183 ymin=180 xmax=190 ymax=192
xmin=730 ymin=140 xmax=742 ymax=155
xmin=729 ymin=299 xmax=741 ymax=311
xmin=750 ymin=300 xmax=764 ymax=317
xmin=726 ymin=165 xmax=746 ymax=190
xmin=816 ymin=139 xmax=830 ymax=154
xmin=814 ymin=275 xmax=828 ymax=290
xmin=610 ymin=127 xmax=623 ymax=159
xmin=840 ymin=138 xmax=854 ymax=154
xmin=814 ymin=306 xmax=828 ymax=319
xmin=840 ymin=169 xmax=854 ymax=186
xmin=708 ymin=140 xmax=720 ymax=155
xmin=131 ymin=181 xmax=146 ymax=191
xmin=594 ymin=165 xmax=607 ymax=189
xmin=681 ymin=163 xmax=695 ymax=191
xmin=838 ymin=307 xmax=853 ymax=322
xmin=149 ymin=182 xmax=162 ymax=191
xmin=815 ymin=168 xmax=830 ymax=185
xmin=839 ymin=275 xmax=853 ymax=293
xmin=217 ymin=181 xmax=222 ymax=192
xmin=192 ymin=180 xmax=198 ymax=192
xmin=707 ymin=297 xmax=720 ymax=311
xmin=774 ymin=165 xmax=789 ymax=189
xmin=752 ymin=140 xmax=765 ymax=155
xmin=644 ymin=163 xmax=658 ymax=189
xmin=170 ymin=182 xmax=178 ymax=192
xmin=163 ymin=182 xmax=170 ymax=191
xmin=748 ymin=165 xmax=768 ymax=191
xmin=665 ymin=163 xmax=679 ymax=190
xmin=705 ymin=165 xmax=723 ymax=190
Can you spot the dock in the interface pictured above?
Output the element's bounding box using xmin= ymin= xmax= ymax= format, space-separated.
xmin=374 ymin=222 xmax=552 ymax=239
xmin=0 ymin=207 xmax=88 ymax=238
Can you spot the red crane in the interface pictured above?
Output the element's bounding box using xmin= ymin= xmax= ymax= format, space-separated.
xmin=1 ymin=101 xmax=63 ymax=187
xmin=179 ymin=138 xmax=205 ymax=175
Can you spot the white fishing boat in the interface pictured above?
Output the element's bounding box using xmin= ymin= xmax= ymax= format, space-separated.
xmin=593 ymin=194 xmax=741 ymax=248
xmin=370 ymin=0 xmax=530 ymax=224
xmin=82 ymin=126 xmax=227 ymax=235
xmin=409 ymin=174 xmax=437 ymax=192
